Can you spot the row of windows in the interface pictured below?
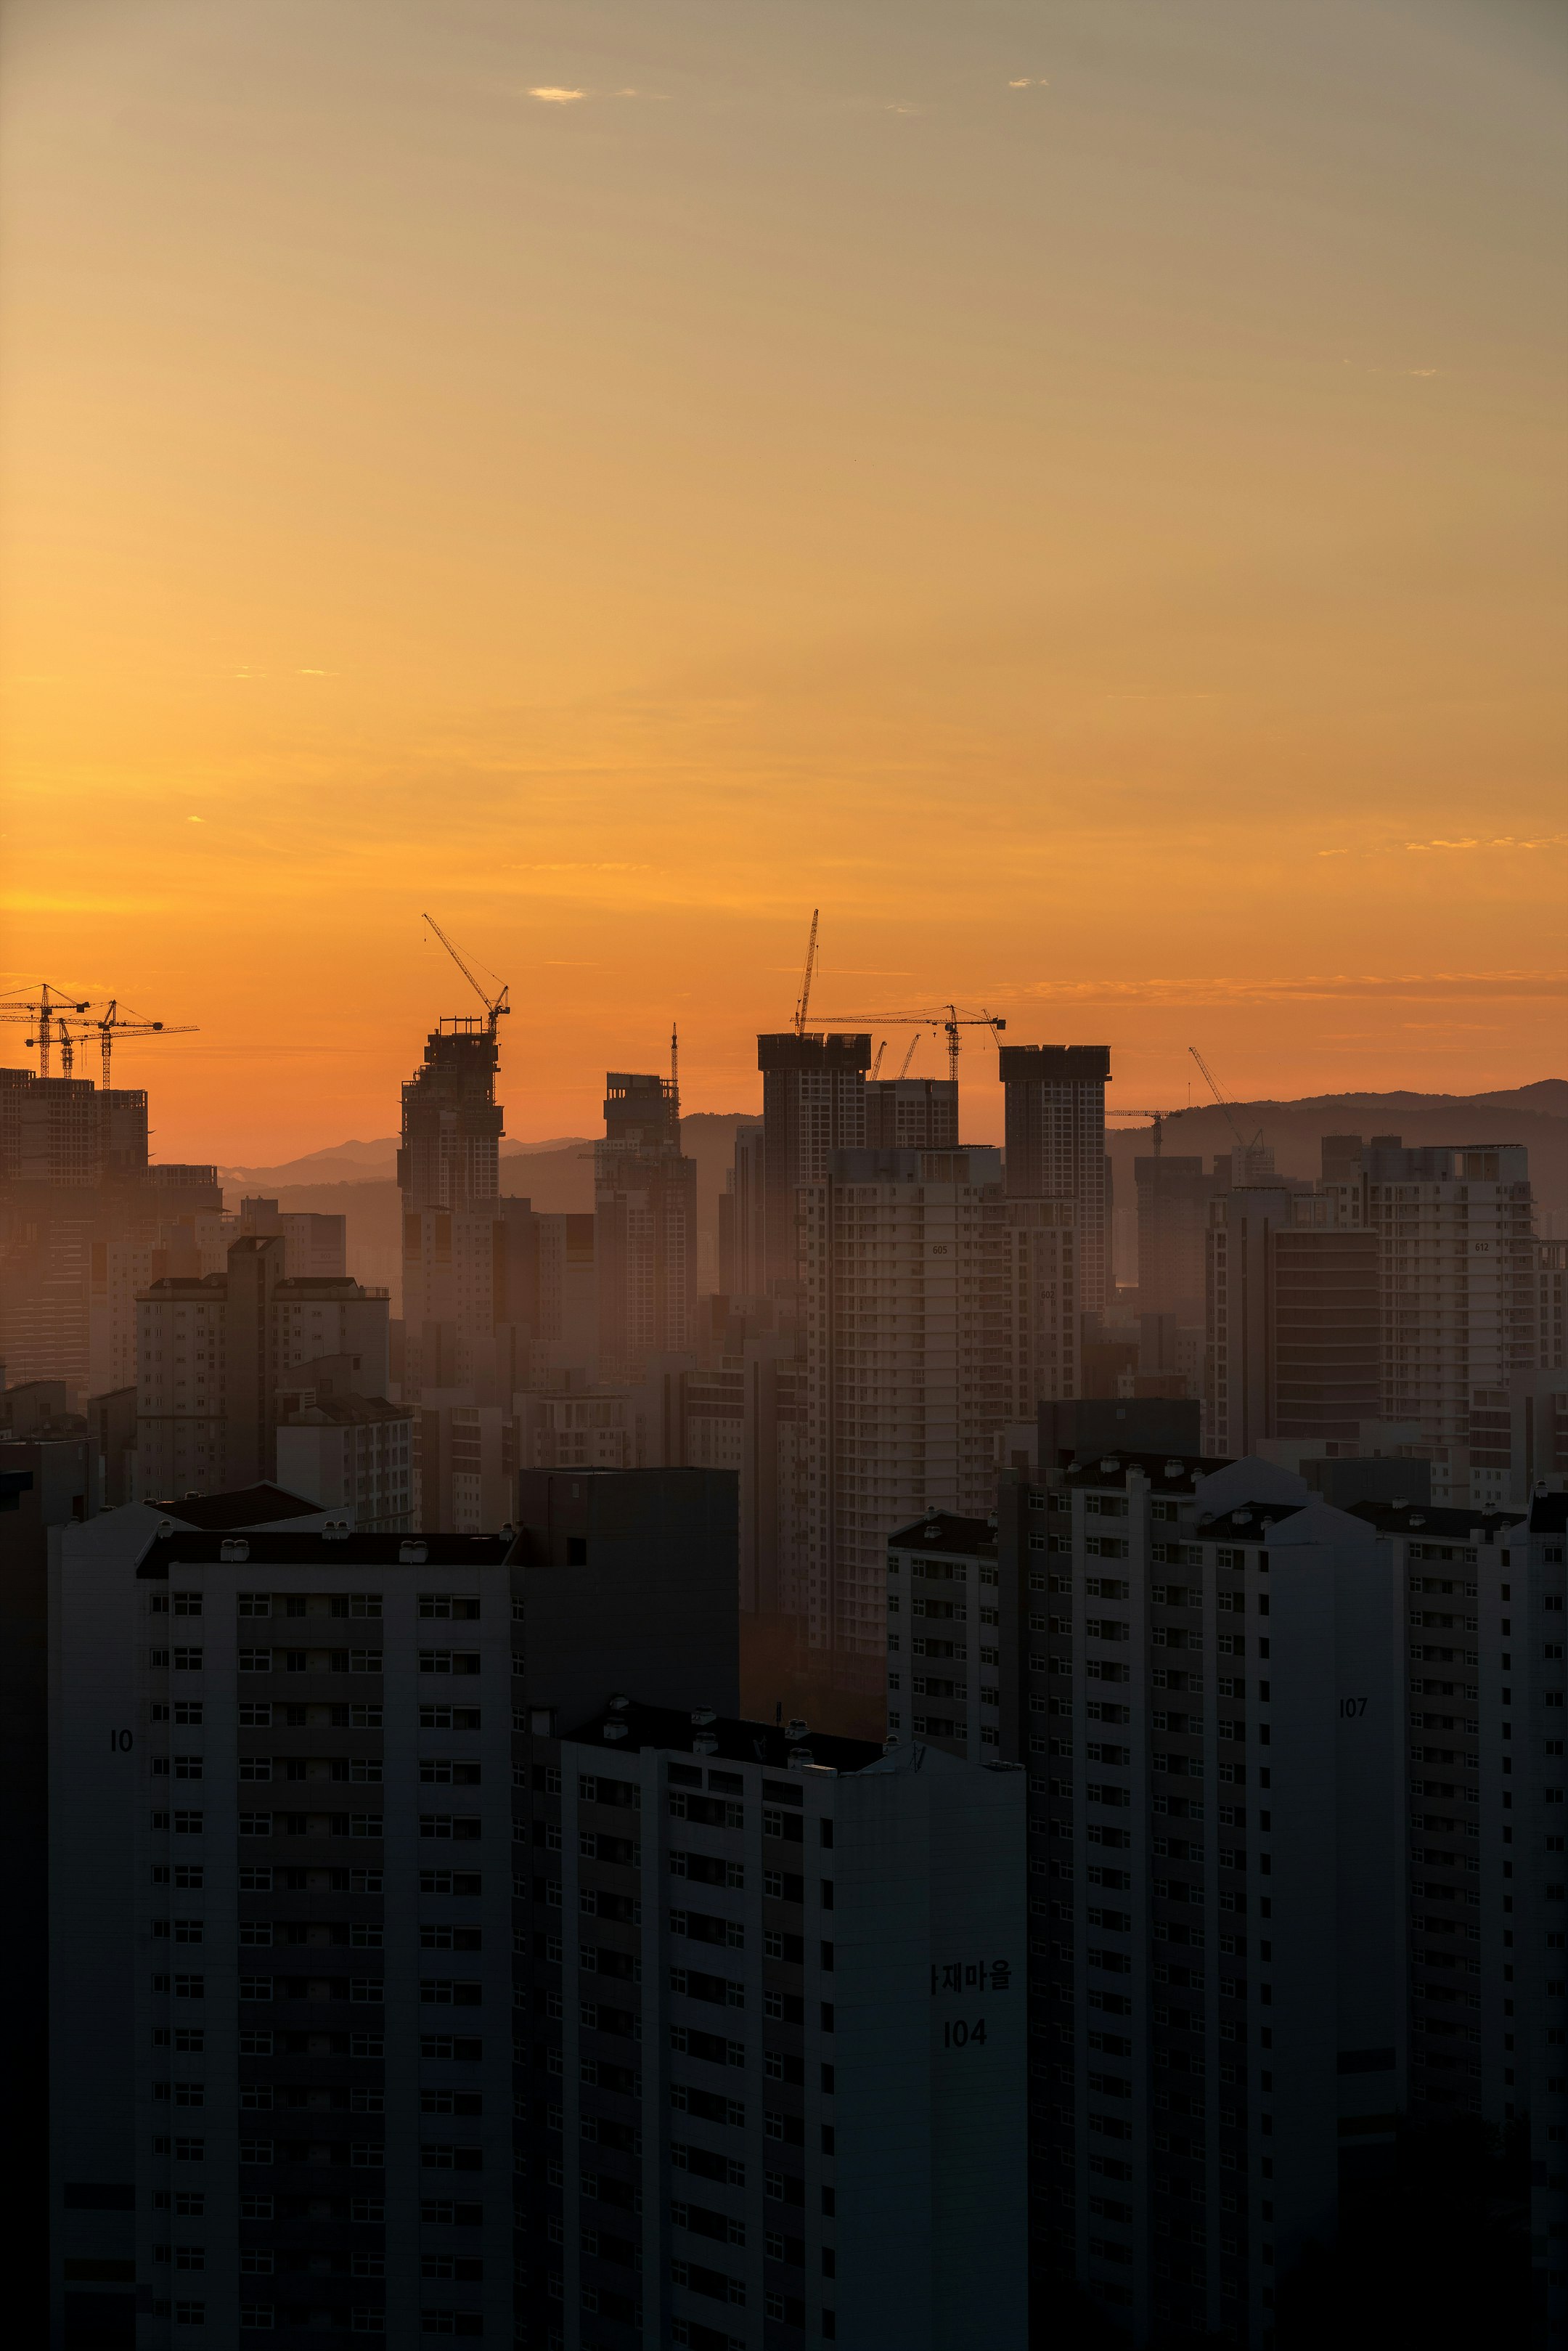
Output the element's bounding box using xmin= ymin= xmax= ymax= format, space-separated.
xmin=156 ymin=1703 xmax=484 ymax=1731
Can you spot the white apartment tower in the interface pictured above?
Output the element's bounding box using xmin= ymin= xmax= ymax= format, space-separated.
xmin=517 ymin=1697 xmax=1027 ymax=2350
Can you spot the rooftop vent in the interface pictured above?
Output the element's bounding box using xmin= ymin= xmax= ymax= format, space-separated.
xmin=692 ymin=1735 xmax=718 ymax=1756
xmin=219 ymin=1538 xmax=250 ymax=1562
xmin=399 ymin=1539 xmax=428 ymax=1565
xmin=1164 ymin=1461 xmax=1185 ymax=1479
xmin=324 ymin=1519 xmax=349 ymax=1541
xmin=608 ymin=1693 xmax=630 ymax=1712
xmin=500 ymin=1521 xmax=515 ymax=1538
xmin=785 ymin=1719 xmax=809 ymax=1742
xmin=787 ymin=1748 xmax=815 ymax=1771
xmin=690 ymin=1708 xmax=716 ymax=1727
xmin=1233 ymin=1512 xmax=1252 ymax=1527
xmin=603 ymin=1722 xmax=628 ymax=1742
xmin=1408 ymin=1515 xmax=1426 ymax=1528
xmin=1389 ymin=1497 xmax=1408 ymax=1510
xmin=158 ymin=1519 xmax=175 ymax=1538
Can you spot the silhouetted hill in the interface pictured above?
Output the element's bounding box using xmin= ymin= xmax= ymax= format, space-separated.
xmin=1108 ymin=1084 xmax=1567 ymax=1234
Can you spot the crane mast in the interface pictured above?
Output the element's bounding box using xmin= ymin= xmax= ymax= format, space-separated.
xmin=793 ymin=910 xmax=820 ymax=1037
xmin=422 ymin=913 xmax=510 ymax=1039
xmin=0 ymin=982 xmax=92 ymax=1077
xmin=1188 ymin=1046 xmax=1264 ymax=1160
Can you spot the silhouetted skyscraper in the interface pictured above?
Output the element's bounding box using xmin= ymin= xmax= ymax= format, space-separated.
xmin=998 ymin=1046 xmax=1111 ymax=1319
xmin=756 ymin=1033 xmax=871 ymax=1294
xmin=595 ymin=1072 xmax=697 ymax=1382
xmin=398 ymin=1022 xmax=503 ymax=1221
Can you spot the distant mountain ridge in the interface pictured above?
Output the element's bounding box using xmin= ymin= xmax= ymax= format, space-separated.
xmin=1105 ymin=1082 xmax=1568 ymax=1234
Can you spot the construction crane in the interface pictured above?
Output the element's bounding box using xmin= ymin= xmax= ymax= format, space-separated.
xmin=812 ymin=1003 xmax=1008 ymax=1085
xmin=896 ymin=1032 xmax=920 ymax=1079
xmin=1188 ymin=1046 xmax=1265 ymax=1158
xmin=94 ymin=999 xmax=198 ymax=1088
xmin=869 ymin=1040 xmax=887 ymax=1080
xmin=1105 ymin=1107 xmax=1184 ymax=1158
xmin=422 ymin=913 xmax=510 ymax=1039
xmin=792 ymin=910 xmax=820 ymax=1037
xmin=0 ymin=982 xmax=95 ymax=1077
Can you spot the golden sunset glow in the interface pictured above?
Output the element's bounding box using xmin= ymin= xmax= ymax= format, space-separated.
xmin=1 ymin=0 xmax=1562 ymax=1159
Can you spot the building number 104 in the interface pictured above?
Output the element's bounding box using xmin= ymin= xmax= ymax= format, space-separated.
xmin=943 ymin=2018 xmax=987 ymax=2048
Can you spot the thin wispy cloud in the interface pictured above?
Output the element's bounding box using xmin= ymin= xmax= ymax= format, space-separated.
xmin=1405 ymin=835 xmax=1567 ymax=852
xmin=1008 ymin=78 xmax=1048 ymax=89
xmin=983 ymin=970 xmax=1567 ymax=1008
xmin=525 ymin=86 xmax=665 ymax=105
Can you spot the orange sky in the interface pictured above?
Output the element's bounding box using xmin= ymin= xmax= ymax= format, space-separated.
xmin=1 ymin=0 xmax=1563 ymax=1160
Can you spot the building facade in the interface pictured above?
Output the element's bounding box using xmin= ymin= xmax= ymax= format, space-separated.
xmin=998 ymin=1046 xmax=1111 ymax=1323
xmin=515 ymin=1698 xmax=1027 ymax=2351
xmin=755 ymin=1035 xmax=871 ymax=1297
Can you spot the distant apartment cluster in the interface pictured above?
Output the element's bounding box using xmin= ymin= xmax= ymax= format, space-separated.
xmin=4 ymin=990 xmax=1567 ymax=2347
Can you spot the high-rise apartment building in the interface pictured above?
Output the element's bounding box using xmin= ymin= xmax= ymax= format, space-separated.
xmin=1540 ymin=1240 xmax=1567 ymax=1375
xmin=1348 ymin=1489 xmax=1567 ymax=2330
xmin=594 ymin=1072 xmax=697 ymax=1382
xmin=998 ymin=1046 xmax=1112 ymax=1321
xmin=794 ymin=1149 xmax=1082 ymax=1691
xmin=1464 ymin=1372 xmax=1568 ymax=1512
xmin=136 ymin=1239 xmax=392 ymax=1502
xmin=1135 ymin=1157 xmax=1221 ymax=1326
xmin=886 ymin=1453 xmax=1407 ymax=2347
xmin=51 ymin=1516 xmax=518 ymax=2347
xmin=1203 ymin=1189 xmax=1381 ymax=1458
xmin=672 ymin=1308 xmax=808 ymax=1618
xmin=1367 ymin=1143 xmax=1538 ymax=1504
xmin=863 ymin=1077 xmax=958 ymax=1152
xmin=797 ymin=1146 xmax=1006 ymax=1687
xmin=276 ymin=1393 xmax=415 ymax=1533
xmin=1 ymin=1066 xmax=219 ymax=1393
xmin=718 ymin=1123 xmax=766 ymax=1302
xmin=515 ymin=1697 xmax=1027 ymax=2351
xmin=755 ymin=1035 xmax=870 ymax=1296
xmin=999 ymin=1199 xmax=1082 ymax=1425
xmin=240 ymin=1199 xmax=350 ymax=1280
xmin=398 ymin=1023 xmax=504 ymax=1222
